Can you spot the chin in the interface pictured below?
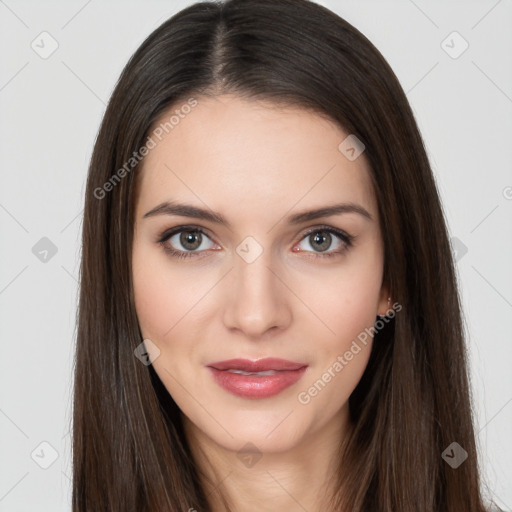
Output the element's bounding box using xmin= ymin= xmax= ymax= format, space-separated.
xmin=183 ymin=405 xmax=309 ymax=453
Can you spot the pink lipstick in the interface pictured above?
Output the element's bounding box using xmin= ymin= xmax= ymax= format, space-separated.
xmin=206 ymin=358 xmax=308 ymax=399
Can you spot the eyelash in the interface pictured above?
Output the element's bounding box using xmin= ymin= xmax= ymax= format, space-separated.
xmin=157 ymin=224 xmax=356 ymax=261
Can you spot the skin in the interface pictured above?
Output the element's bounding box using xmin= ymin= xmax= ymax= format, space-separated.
xmin=132 ymin=94 xmax=390 ymax=511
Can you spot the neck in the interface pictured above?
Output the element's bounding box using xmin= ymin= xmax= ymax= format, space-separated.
xmin=181 ymin=405 xmax=351 ymax=512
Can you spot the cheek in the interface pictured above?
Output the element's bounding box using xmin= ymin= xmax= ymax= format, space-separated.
xmin=325 ymin=271 xmax=381 ymax=341
xmin=132 ymin=242 xmax=220 ymax=355
xmin=294 ymin=271 xmax=380 ymax=415
xmin=132 ymin=243 xmax=193 ymax=341
xmin=132 ymin=250 xmax=168 ymax=339
xmin=292 ymin=244 xmax=383 ymax=406
xmin=298 ymin=250 xmax=383 ymax=345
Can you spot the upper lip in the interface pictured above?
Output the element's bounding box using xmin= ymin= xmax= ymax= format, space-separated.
xmin=207 ymin=358 xmax=307 ymax=372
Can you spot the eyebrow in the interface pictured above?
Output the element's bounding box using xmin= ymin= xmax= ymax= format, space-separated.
xmin=142 ymin=200 xmax=373 ymax=226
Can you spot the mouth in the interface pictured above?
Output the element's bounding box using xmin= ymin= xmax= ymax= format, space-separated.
xmin=206 ymin=357 xmax=307 ymax=372
xmin=206 ymin=358 xmax=308 ymax=399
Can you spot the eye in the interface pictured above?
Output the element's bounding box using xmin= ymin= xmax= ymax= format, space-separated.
xmin=294 ymin=226 xmax=355 ymax=258
xmin=158 ymin=226 xmax=218 ymax=259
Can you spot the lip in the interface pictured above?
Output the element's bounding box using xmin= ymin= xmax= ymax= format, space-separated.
xmin=206 ymin=358 xmax=307 ymax=372
xmin=206 ymin=358 xmax=308 ymax=399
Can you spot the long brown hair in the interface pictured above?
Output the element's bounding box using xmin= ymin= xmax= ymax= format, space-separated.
xmin=73 ymin=0 xmax=494 ymax=510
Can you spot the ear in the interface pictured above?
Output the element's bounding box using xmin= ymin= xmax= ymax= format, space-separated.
xmin=377 ymin=285 xmax=391 ymax=317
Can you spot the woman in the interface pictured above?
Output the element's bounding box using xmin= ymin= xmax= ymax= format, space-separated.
xmin=73 ymin=0 xmax=495 ymax=510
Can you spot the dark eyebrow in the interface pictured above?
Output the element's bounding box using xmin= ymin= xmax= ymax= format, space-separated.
xmin=142 ymin=200 xmax=373 ymax=226
xmin=286 ymin=203 xmax=373 ymax=224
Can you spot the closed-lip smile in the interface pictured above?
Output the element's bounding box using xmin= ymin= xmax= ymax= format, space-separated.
xmin=206 ymin=357 xmax=307 ymax=372
xmin=206 ymin=358 xmax=309 ymax=399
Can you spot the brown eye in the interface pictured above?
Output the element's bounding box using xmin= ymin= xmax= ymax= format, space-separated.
xmin=179 ymin=230 xmax=203 ymax=251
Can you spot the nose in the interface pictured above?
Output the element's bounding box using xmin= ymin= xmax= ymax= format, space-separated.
xmin=222 ymin=250 xmax=292 ymax=339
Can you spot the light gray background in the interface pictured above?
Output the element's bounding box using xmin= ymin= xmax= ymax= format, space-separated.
xmin=1 ymin=0 xmax=511 ymax=510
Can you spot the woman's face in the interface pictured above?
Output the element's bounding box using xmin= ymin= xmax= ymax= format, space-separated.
xmin=132 ymin=94 xmax=389 ymax=454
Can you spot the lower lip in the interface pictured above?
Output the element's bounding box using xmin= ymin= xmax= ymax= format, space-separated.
xmin=207 ymin=366 xmax=308 ymax=399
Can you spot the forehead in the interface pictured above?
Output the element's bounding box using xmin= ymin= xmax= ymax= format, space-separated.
xmin=135 ymin=94 xmax=377 ymax=223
